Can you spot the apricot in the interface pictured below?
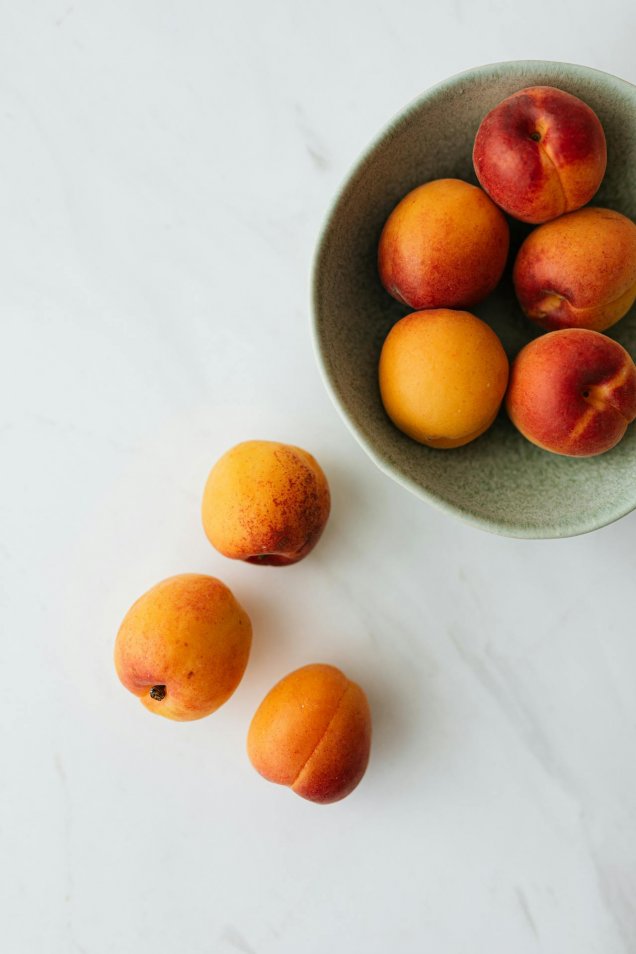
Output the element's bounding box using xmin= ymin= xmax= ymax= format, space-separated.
xmin=202 ymin=441 xmax=330 ymax=566
xmin=379 ymin=309 xmax=509 ymax=448
xmin=114 ymin=574 xmax=252 ymax=721
xmin=378 ymin=178 xmax=509 ymax=309
xmin=506 ymin=329 xmax=636 ymax=457
xmin=513 ymin=207 xmax=636 ymax=332
xmin=473 ymin=86 xmax=607 ymax=224
xmin=247 ymin=664 xmax=371 ymax=804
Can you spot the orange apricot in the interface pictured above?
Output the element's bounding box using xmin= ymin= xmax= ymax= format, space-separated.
xmin=379 ymin=309 xmax=509 ymax=448
xmin=202 ymin=441 xmax=330 ymax=566
xmin=114 ymin=574 xmax=252 ymax=721
xmin=378 ymin=178 xmax=509 ymax=309
xmin=247 ymin=664 xmax=371 ymax=804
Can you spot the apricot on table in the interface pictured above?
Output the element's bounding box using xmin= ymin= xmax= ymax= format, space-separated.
xmin=202 ymin=441 xmax=330 ymax=566
xmin=513 ymin=207 xmax=636 ymax=332
xmin=114 ymin=574 xmax=252 ymax=721
xmin=378 ymin=178 xmax=509 ymax=310
xmin=473 ymin=85 xmax=607 ymax=224
xmin=506 ymin=329 xmax=636 ymax=457
xmin=379 ymin=309 xmax=509 ymax=448
xmin=247 ymin=663 xmax=371 ymax=804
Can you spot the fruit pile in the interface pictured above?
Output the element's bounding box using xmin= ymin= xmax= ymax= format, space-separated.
xmin=114 ymin=441 xmax=371 ymax=804
xmin=377 ymin=86 xmax=636 ymax=457
xmin=112 ymin=87 xmax=636 ymax=806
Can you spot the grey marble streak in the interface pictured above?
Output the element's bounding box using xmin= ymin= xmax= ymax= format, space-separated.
xmin=447 ymin=574 xmax=636 ymax=951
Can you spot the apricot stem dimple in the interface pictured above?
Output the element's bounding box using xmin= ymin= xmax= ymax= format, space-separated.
xmin=579 ymin=385 xmax=611 ymax=414
xmin=532 ymin=290 xmax=568 ymax=319
xmin=150 ymin=685 xmax=166 ymax=701
xmin=530 ymin=131 xmax=541 ymax=142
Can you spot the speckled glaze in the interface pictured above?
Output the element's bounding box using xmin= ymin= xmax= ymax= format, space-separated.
xmin=312 ymin=61 xmax=636 ymax=538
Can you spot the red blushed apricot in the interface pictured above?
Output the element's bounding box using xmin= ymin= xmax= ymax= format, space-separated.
xmin=513 ymin=208 xmax=636 ymax=332
xmin=247 ymin=664 xmax=371 ymax=804
xmin=202 ymin=441 xmax=330 ymax=566
xmin=474 ymin=86 xmax=607 ymax=224
xmin=114 ymin=574 xmax=252 ymax=721
xmin=506 ymin=330 xmax=636 ymax=457
xmin=378 ymin=178 xmax=509 ymax=310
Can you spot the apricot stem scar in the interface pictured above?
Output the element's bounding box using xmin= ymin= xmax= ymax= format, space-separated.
xmin=150 ymin=685 xmax=166 ymax=701
xmin=530 ymin=132 xmax=541 ymax=141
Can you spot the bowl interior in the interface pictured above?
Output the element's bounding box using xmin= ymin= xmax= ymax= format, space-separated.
xmin=313 ymin=61 xmax=636 ymax=538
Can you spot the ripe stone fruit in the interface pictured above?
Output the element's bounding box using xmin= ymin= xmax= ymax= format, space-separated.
xmin=506 ymin=329 xmax=636 ymax=457
xmin=114 ymin=574 xmax=252 ymax=721
xmin=377 ymin=178 xmax=509 ymax=309
xmin=473 ymin=85 xmax=607 ymax=224
xmin=247 ymin=664 xmax=371 ymax=804
xmin=513 ymin=207 xmax=636 ymax=332
xmin=379 ymin=309 xmax=509 ymax=448
xmin=202 ymin=441 xmax=330 ymax=566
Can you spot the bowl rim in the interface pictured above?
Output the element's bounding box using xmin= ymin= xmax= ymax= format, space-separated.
xmin=311 ymin=59 xmax=636 ymax=539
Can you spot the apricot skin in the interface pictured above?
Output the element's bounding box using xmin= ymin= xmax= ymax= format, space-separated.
xmin=379 ymin=309 xmax=509 ymax=448
xmin=247 ymin=664 xmax=371 ymax=804
xmin=513 ymin=208 xmax=636 ymax=332
xmin=506 ymin=329 xmax=636 ymax=457
xmin=114 ymin=574 xmax=252 ymax=721
xmin=378 ymin=178 xmax=509 ymax=310
xmin=202 ymin=441 xmax=330 ymax=566
xmin=473 ymin=86 xmax=607 ymax=224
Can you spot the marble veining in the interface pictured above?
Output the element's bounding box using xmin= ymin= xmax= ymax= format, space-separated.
xmin=3 ymin=2 xmax=636 ymax=953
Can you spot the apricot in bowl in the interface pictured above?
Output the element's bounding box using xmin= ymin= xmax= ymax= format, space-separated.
xmin=379 ymin=309 xmax=509 ymax=449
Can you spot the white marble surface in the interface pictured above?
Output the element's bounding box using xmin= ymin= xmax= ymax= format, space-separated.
xmin=3 ymin=2 xmax=636 ymax=952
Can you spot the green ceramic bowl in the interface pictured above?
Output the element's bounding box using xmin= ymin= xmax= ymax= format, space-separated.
xmin=312 ymin=61 xmax=636 ymax=538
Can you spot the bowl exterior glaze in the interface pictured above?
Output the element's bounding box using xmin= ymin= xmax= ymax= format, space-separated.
xmin=312 ymin=61 xmax=636 ymax=538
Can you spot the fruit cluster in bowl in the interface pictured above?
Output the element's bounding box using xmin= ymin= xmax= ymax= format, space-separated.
xmin=377 ymin=86 xmax=636 ymax=458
